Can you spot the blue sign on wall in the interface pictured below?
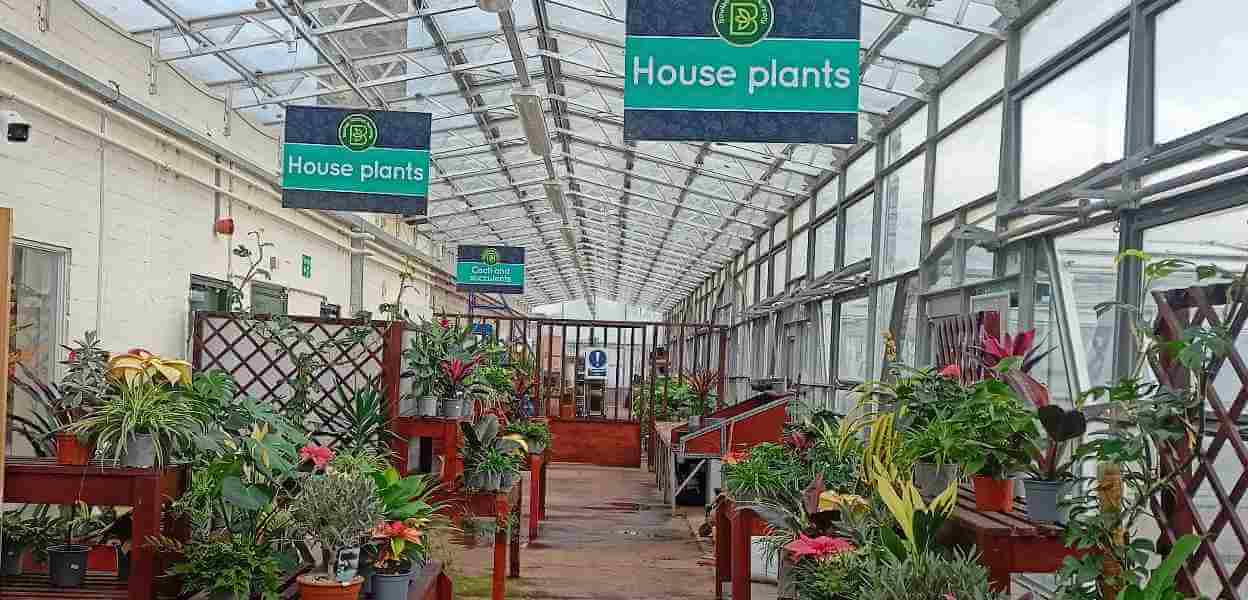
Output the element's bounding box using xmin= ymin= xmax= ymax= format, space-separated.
xmin=470 ymin=323 xmax=495 ymax=337
xmin=624 ymin=0 xmax=861 ymax=144
xmin=587 ymin=349 xmax=609 ymax=379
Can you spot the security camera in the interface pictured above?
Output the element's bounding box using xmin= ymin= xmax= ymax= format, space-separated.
xmin=2 ymin=111 xmax=31 ymax=143
xmin=402 ymin=214 xmax=428 ymax=227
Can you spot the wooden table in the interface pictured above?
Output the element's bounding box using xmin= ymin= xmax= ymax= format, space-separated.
xmin=446 ymin=482 xmax=523 ymax=600
xmin=0 ymin=458 xmax=187 ymax=600
xmin=712 ymin=496 xmax=773 ymax=600
xmin=393 ymin=416 xmax=464 ymax=485
xmin=948 ymin=485 xmax=1083 ymax=593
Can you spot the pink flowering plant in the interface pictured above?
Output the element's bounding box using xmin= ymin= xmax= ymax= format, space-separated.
xmin=785 ymin=534 xmax=856 ymax=563
xmin=299 ymin=444 xmax=334 ymax=470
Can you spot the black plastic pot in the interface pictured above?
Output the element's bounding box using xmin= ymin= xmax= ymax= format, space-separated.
xmin=2 ymin=543 xmax=24 ymax=576
xmin=47 ymin=544 xmax=90 ymax=587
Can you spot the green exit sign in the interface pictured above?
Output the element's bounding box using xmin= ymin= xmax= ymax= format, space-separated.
xmin=301 ymin=255 xmax=312 ymax=278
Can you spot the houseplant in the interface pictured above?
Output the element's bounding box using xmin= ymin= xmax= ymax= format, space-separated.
xmin=1 ymin=507 xmax=49 ymax=576
xmin=290 ymin=470 xmax=385 ymax=599
xmin=46 ymin=502 xmax=108 ymax=588
xmin=684 ymin=371 xmax=718 ymax=430
xmin=461 ymin=415 xmax=527 ymax=490
xmin=952 ymin=379 xmax=1037 ymax=512
xmin=70 ymin=376 xmax=199 ymax=467
xmin=1024 ymin=405 xmax=1086 ymax=523
xmin=900 ymin=417 xmax=969 ymax=498
xmin=504 ymin=419 xmax=552 ymax=455
xmin=160 ymin=534 xmax=283 ymax=600
xmin=369 ymin=519 xmax=429 ymax=600
xmin=440 ymin=355 xmax=481 ymax=418
xmin=722 ymin=443 xmax=805 ymax=503
xmin=476 ymin=447 xmax=512 ymax=492
xmin=54 ymin=332 xmax=110 ymax=464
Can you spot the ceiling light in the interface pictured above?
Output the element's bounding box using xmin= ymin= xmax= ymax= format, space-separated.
xmin=476 ymin=0 xmax=513 ymax=12
xmin=560 ymin=227 xmax=577 ymax=252
xmin=512 ymin=87 xmax=550 ymax=156
xmin=544 ymin=180 xmax=567 ymax=223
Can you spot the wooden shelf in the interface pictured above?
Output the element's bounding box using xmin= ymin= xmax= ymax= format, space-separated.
xmin=0 ymin=572 xmax=175 ymax=599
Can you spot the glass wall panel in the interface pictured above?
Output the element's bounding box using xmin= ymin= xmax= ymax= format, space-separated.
xmin=879 ymin=155 xmax=925 ymax=278
xmin=1054 ymin=224 xmax=1121 ymax=391
xmin=793 ymin=198 xmax=811 ymax=229
xmin=772 ymin=217 xmax=787 ymax=249
xmin=8 ymin=245 xmax=65 ymax=456
xmin=1034 ymin=258 xmax=1076 ymax=407
xmin=874 ymin=282 xmax=899 ymax=378
xmin=934 ymin=103 xmax=1002 ymax=216
xmin=1019 ymin=0 xmax=1129 ymax=76
xmin=818 ymin=299 xmax=834 ymax=385
xmin=966 ymin=245 xmax=996 ymax=283
xmin=846 ymin=153 xmax=876 ymax=195
xmin=814 ymin=218 xmax=838 ymax=277
xmin=768 ymin=255 xmax=779 ymax=297
xmin=886 ymin=107 xmax=928 ymax=166
xmin=843 ymin=197 xmax=875 ymax=265
xmin=816 ymin=177 xmax=840 ymax=218
xmin=1154 ymin=0 xmax=1248 ymax=143
xmin=939 ymin=45 xmax=1005 ymax=130
xmin=789 ymin=230 xmax=809 ymax=282
xmin=836 ymin=296 xmax=871 ymax=410
xmin=756 ymin=261 xmax=766 ymax=302
xmin=1020 ymin=36 xmax=1129 ymax=198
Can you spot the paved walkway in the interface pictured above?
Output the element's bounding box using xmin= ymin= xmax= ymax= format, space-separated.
xmin=454 ymin=463 xmax=716 ymax=599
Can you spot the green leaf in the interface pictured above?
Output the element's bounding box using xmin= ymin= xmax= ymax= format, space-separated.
xmin=221 ymin=476 xmax=271 ymax=511
xmin=1116 ymin=249 xmax=1151 ymax=265
xmin=1144 ymin=534 xmax=1201 ymax=596
xmin=1196 ymin=265 xmax=1221 ymax=280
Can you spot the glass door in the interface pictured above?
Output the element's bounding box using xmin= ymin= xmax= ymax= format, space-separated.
xmin=8 ymin=243 xmax=66 ymax=456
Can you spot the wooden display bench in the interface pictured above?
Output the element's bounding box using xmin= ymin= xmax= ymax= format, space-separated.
xmin=393 ymin=415 xmax=465 ymax=485
xmin=947 ymin=485 xmax=1083 ymax=593
xmin=0 ymin=458 xmax=188 ymax=600
xmin=524 ymin=450 xmax=550 ymax=541
xmin=409 ymin=559 xmax=454 ymax=600
xmin=438 ymin=482 xmax=523 ymax=600
xmin=712 ymin=496 xmax=772 ymax=600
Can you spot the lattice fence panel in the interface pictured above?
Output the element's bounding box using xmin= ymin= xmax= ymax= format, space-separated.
xmin=192 ymin=312 xmax=392 ymax=445
xmin=1149 ymin=284 xmax=1248 ymax=599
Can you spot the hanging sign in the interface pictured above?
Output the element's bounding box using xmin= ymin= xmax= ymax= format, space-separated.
xmin=456 ymin=245 xmax=526 ymax=295
xmin=624 ymin=0 xmax=860 ymax=143
xmin=281 ymin=105 xmax=431 ymax=214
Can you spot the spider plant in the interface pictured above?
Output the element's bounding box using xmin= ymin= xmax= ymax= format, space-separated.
xmin=69 ymin=379 xmax=200 ymax=467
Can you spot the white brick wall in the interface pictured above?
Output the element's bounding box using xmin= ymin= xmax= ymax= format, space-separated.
xmin=0 ymin=0 xmax=454 ymax=359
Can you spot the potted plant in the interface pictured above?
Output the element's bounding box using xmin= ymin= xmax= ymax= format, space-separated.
xmin=476 ymin=447 xmax=511 ymax=491
xmin=46 ymin=502 xmax=107 ymax=588
xmin=369 ymin=519 xmax=430 ymax=600
xmin=1 ymin=507 xmax=45 ymax=576
xmin=685 ymin=371 xmax=718 ymax=430
xmin=157 ymin=535 xmax=283 ymax=600
xmin=504 ymin=419 xmax=552 ymax=455
xmin=440 ymin=355 xmax=481 ymax=418
xmin=71 ymin=378 xmax=198 ymax=468
xmin=901 ymin=418 xmax=968 ymax=498
xmin=1024 ymin=405 xmax=1087 ymax=523
xmin=953 ymin=380 xmax=1037 ymax=512
xmin=461 ymin=415 xmax=527 ymax=491
xmin=52 ymin=332 xmax=110 ymax=465
xmin=290 ymin=470 xmax=385 ymax=599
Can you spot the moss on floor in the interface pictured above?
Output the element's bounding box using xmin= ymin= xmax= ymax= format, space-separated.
xmin=452 ymin=574 xmax=532 ymax=598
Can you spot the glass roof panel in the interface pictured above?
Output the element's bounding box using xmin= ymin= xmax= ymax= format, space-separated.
xmin=75 ymin=0 xmax=1005 ymax=310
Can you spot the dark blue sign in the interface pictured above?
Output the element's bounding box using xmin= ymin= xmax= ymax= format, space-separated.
xmin=587 ymin=349 xmax=609 ymax=378
xmin=282 ymin=105 xmax=431 ymax=214
xmin=624 ymin=0 xmax=861 ymax=144
xmin=470 ymin=323 xmax=495 ymax=337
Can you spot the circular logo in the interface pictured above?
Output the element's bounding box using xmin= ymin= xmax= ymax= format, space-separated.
xmin=482 ymin=248 xmax=499 ymax=266
xmin=713 ymin=0 xmax=774 ymax=47
xmin=338 ymin=114 xmax=378 ymax=152
xmin=589 ymin=350 xmax=608 ymax=368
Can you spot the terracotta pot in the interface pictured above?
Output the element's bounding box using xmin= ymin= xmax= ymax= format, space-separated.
xmin=56 ymin=432 xmax=93 ymax=466
xmin=296 ymin=574 xmax=364 ymax=600
xmin=973 ymin=476 xmax=1015 ymax=512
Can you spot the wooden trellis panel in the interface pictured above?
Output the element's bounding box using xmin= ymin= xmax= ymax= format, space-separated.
xmin=1149 ymin=283 xmax=1248 ymax=599
xmin=191 ymin=311 xmax=395 ymax=444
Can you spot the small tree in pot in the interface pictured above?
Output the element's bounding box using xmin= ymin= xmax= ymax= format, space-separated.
xmin=289 ymin=470 xmax=385 ymax=599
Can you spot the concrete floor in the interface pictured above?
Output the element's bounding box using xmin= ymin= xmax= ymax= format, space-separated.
xmin=451 ymin=463 xmax=722 ymax=599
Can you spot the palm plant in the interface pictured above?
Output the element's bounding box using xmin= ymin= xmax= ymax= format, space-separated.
xmin=315 ymin=378 xmax=393 ymax=457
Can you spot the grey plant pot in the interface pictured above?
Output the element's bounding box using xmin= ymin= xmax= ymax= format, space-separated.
xmin=913 ymin=462 xmax=960 ymax=497
xmin=500 ymin=470 xmax=517 ymax=490
xmin=466 ymin=471 xmax=486 ymax=490
xmin=2 ymin=543 xmax=24 ymax=576
xmin=527 ymin=440 xmax=546 ymax=455
xmin=484 ymin=472 xmax=503 ymax=492
xmin=419 ymin=396 xmax=439 ymax=417
xmin=122 ymin=434 xmax=157 ymax=468
xmin=1023 ymin=479 xmax=1070 ymax=524
xmin=373 ymin=570 xmax=412 ymax=600
xmin=441 ymin=397 xmax=462 ymax=419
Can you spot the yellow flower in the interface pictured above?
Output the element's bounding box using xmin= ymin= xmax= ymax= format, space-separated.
xmin=818 ymin=493 xmax=870 ymax=516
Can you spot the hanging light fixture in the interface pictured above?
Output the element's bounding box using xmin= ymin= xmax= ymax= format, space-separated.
xmin=512 ymin=87 xmax=550 ymax=156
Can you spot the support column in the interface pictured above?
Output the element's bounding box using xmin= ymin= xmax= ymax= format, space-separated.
xmin=350 ymin=229 xmax=365 ymax=316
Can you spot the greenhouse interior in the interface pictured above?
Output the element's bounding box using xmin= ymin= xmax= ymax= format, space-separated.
xmin=0 ymin=0 xmax=1246 ymax=599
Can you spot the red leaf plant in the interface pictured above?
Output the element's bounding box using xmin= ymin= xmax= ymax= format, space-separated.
xmin=784 ymin=534 xmax=855 ymax=562
xmin=439 ymin=356 xmax=482 ymax=390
